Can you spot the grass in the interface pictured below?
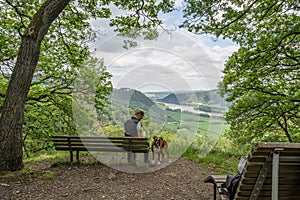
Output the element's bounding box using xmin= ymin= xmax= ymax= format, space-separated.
xmin=24 ymin=150 xmax=92 ymax=164
xmin=0 ymin=151 xmax=102 ymax=180
xmin=0 ymin=170 xmax=19 ymax=178
xmin=183 ymin=143 xmax=243 ymax=175
xmin=0 ymin=166 xmax=51 ymax=179
xmin=24 ymin=152 xmax=59 ymax=163
xmin=197 ymin=150 xmax=239 ymax=174
xmin=43 ymin=171 xmax=54 ymax=179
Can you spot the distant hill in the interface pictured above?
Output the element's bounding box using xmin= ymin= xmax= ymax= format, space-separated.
xmin=154 ymin=89 xmax=226 ymax=106
xmin=144 ymin=91 xmax=171 ymax=100
xmin=110 ymin=88 xmax=156 ymax=111
xmin=158 ymin=93 xmax=186 ymax=104
xmin=99 ymin=88 xmax=166 ymax=125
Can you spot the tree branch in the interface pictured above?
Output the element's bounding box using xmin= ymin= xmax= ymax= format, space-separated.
xmin=5 ymin=0 xmax=32 ymax=36
xmin=217 ymin=0 xmax=259 ymax=31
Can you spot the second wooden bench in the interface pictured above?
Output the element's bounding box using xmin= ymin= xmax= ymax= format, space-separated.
xmin=204 ymin=142 xmax=300 ymax=200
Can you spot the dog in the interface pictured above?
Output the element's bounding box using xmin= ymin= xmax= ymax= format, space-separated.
xmin=151 ymin=136 xmax=170 ymax=164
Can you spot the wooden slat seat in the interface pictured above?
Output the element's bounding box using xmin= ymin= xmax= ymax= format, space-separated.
xmin=204 ymin=142 xmax=300 ymax=200
xmin=52 ymin=135 xmax=149 ymax=162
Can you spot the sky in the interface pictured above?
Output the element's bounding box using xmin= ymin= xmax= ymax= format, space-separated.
xmin=89 ymin=1 xmax=239 ymax=93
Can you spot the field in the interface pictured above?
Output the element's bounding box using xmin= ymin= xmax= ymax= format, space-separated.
xmin=163 ymin=109 xmax=228 ymax=138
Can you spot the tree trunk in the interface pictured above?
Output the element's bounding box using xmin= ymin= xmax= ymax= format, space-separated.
xmin=0 ymin=0 xmax=70 ymax=171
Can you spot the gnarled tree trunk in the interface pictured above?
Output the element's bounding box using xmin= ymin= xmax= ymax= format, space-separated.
xmin=0 ymin=0 xmax=70 ymax=171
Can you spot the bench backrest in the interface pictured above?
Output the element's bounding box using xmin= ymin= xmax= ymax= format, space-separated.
xmin=235 ymin=142 xmax=300 ymax=200
xmin=53 ymin=135 xmax=149 ymax=153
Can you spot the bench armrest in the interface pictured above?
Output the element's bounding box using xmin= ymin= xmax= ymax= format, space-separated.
xmin=204 ymin=175 xmax=228 ymax=200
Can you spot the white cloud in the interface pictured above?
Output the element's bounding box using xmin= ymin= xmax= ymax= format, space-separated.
xmin=88 ymin=4 xmax=239 ymax=92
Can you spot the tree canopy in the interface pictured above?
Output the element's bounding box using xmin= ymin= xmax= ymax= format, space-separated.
xmin=182 ymin=0 xmax=300 ymax=144
xmin=0 ymin=0 xmax=174 ymax=171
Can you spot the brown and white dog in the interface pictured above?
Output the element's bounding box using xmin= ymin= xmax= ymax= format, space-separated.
xmin=151 ymin=136 xmax=170 ymax=164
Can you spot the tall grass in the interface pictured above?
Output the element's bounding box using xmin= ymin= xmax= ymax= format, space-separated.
xmin=183 ymin=136 xmax=247 ymax=174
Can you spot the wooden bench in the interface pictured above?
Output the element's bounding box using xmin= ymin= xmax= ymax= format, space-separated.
xmin=204 ymin=175 xmax=229 ymax=200
xmin=204 ymin=142 xmax=300 ymax=200
xmin=52 ymin=135 xmax=149 ymax=162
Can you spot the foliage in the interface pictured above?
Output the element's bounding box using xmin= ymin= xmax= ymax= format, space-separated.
xmin=182 ymin=0 xmax=300 ymax=144
xmin=0 ymin=0 xmax=175 ymax=168
xmin=99 ymin=123 xmax=124 ymax=136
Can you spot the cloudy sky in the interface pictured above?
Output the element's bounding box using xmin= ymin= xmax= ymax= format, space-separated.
xmin=89 ymin=1 xmax=239 ymax=93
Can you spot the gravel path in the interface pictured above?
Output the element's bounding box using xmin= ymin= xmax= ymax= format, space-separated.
xmin=0 ymin=157 xmax=215 ymax=200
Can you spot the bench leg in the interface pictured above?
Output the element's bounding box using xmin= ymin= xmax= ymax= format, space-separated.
xmin=127 ymin=152 xmax=132 ymax=163
xmin=127 ymin=152 xmax=137 ymax=164
xmin=213 ymin=183 xmax=217 ymax=200
xmin=70 ymin=150 xmax=73 ymax=162
xmin=76 ymin=151 xmax=79 ymax=161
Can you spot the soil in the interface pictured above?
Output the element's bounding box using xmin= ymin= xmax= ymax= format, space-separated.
xmin=0 ymin=156 xmax=217 ymax=200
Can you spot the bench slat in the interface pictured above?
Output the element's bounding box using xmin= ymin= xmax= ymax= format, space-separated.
xmin=239 ymin=184 xmax=300 ymax=191
xmin=236 ymin=190 xmax=300 ymax=197
xmin=242 ymin=170 xmax=300 ymax=178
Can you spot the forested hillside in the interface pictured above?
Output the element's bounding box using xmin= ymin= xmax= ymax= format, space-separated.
xmin=110 ymin=88 xmax=157 ymax=111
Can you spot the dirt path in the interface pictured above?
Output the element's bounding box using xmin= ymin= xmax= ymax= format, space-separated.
xmin=0 ymin=157 xmax=215 ymax=200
